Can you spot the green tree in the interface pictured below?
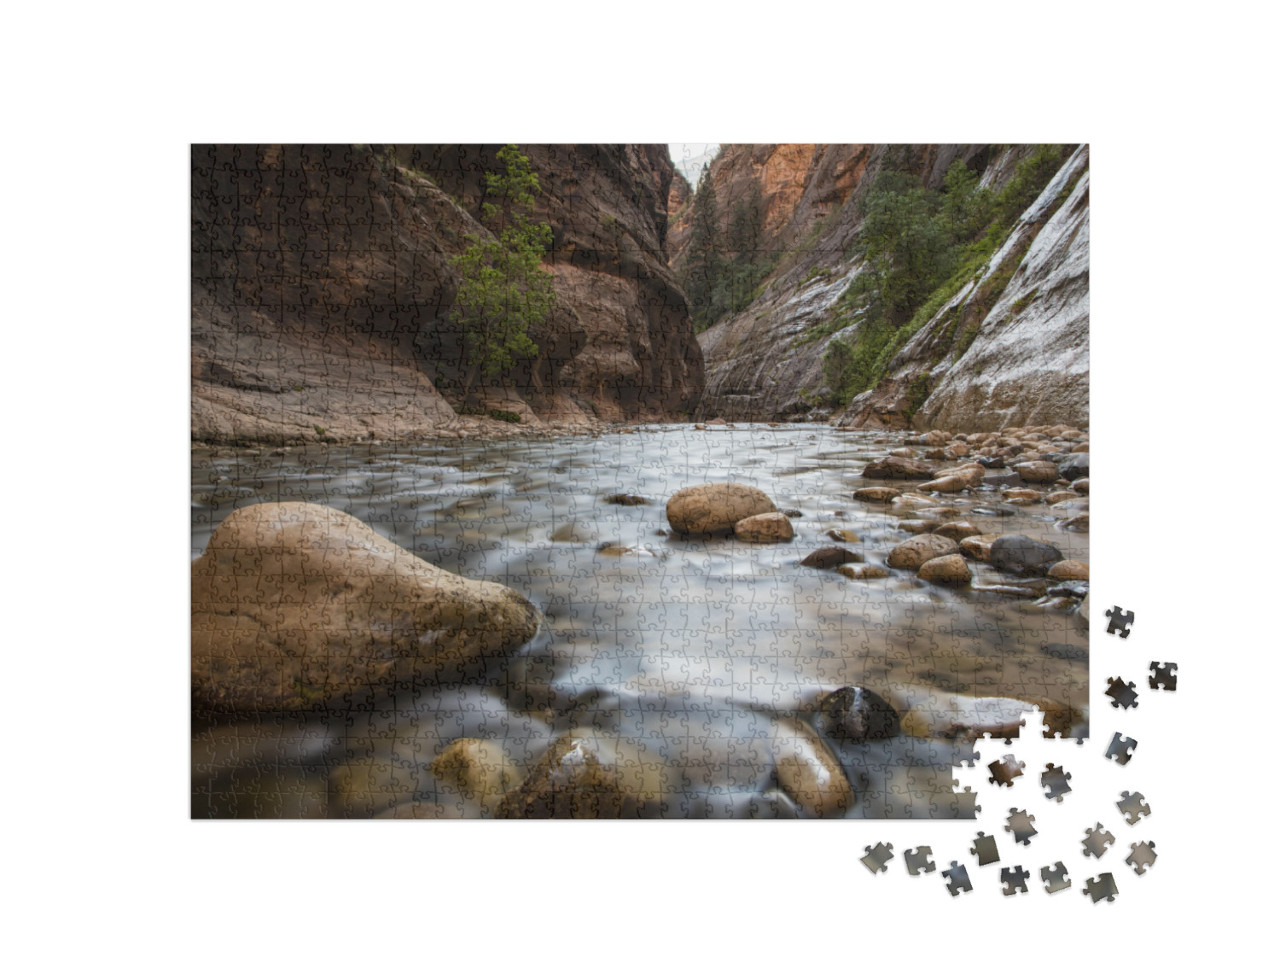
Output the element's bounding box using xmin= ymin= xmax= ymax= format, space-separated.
xmin=450 ymin=144 xmax=555 ymax=398
xmin=681 ymin=165 xmax=724 ymax=331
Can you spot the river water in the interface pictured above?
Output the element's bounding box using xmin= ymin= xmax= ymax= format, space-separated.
xmin=191 ymin=424 xmax=1088 ymax=818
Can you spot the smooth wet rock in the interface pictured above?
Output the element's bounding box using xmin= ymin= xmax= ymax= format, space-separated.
xmin=1014 ymin=460 xmax=1060 ymax=484
xmin=495 ymin=729 xmax=673 ymax=818
xmin=605 ymin=493 xmax=651 ymax=506
xmin=597 ymin=542 xmax=658 ymax=558
xmin=959 ymin=534 xmax=999 ymax=561
xmin=934 ymin=521 xmax=982 ymax=541
xmin=1045 ymin=490 xmax=1083 ymax=505
xmin=825 ymin=528 xmax=861 ymax=543
xmin=819 ymin=686 xmax=901 ymax=742
xmin=862 ymin=457 xmax=935 ymax=480
xmin=891 ymin=493 xmax=938 ymax=511
xmin=430 ymin=738 xmax=521 ymax=815
xmin=734 ymin=512 xmax=795 ymax=542
xmin=887 ymin=533 xmax=961 ymax=570
xmin=918 ymin=553 xmax=971 ymax=584
xmin=1048 ymin=560 xmax=1089 ymax=580
xmin=771 ymin=720 xmax=854 ymax=818
xmin=1058 ymin=452 xmax=1090 ymax=480
xmin=837 ymin=562 xmax=890 ymax=580
xmin=801 ymin=546 xmax=863 ymax=569
xmin=989 ymin=534 xmax=1065 ymax=577
xmin=918 ymin=473 xmax=968 ymax=493
xmin=190 ymin=502 xmax=542 ymax=712
xmin=901 ymin=694 xmax=1077 ymax=741
xmin=1002 ymin=488 xmax=1043 ymax=503
xmin=898 ymin=519 xmax=941 ymax=535
xmin=1071 ymin=477 xmax=1090 ymax=494
xmin=666 ymin=483 xmax=778 ymax=536
xmin=852 ymin=486 xmax=901 ymax=502
xmin=1061 ymin=512 xmax=1089 ymax=532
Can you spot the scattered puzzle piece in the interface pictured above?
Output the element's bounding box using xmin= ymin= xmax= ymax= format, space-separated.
xmin=988 ymin=753 xmax=1025 ymax=787
xmin=1149 ymin=662 xmax=1178 ymax=690
xmin=1001 ymin=865 xmax=1030 ymax=895
xmin=948 ymin=782 xmax=982 ymax=819
xmin=1105 ymin=676 xmax=1138 ymax=709
xmin=1104 ymin=606 xmax=1135 ymax=637
xmin=904 ymin=847 xmax=936 ymax=876
xmin=861 ymin=842 xmax=894 ymax=874
xmin=1126 ymin=841 xmax=1157 ymax=875
xmin=1041 ymin=862 xmax=1071 ymax=894
xmin=1041 ymin=763 xmax=1072 ymax=802
xmin=971 ymin=831 xmax=1001 ymax=866
xmin=1083 ymin=873 xmax=1119 ymax=903
xmin=1117 ymin=790 xmax=1151 ymax=825
xmin=1082 ymin=822 xmax=1116 ymax=858
xmin=942 ymin=861 xmax=973 ymax=896
xmin=1105 ymin=732 xmax=1137 ymax=765
xmin=1005 ymin=808 xmax=1037 ymax=845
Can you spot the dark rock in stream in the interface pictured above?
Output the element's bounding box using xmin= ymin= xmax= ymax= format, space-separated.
xmin=989 ymin=534 xmax=1065 ymax=577
xmin=1058 ymin=453 xmax=1090 ymax=480
xmin=819 ymin=686 xmax=902 ymax=742
xmin=605 ymin=493 xmax=651 ymax=506
xmin=862 ymin=456 xmax=936 ymax=480
xmin=800 ymin=546 xmax=864 ymax=569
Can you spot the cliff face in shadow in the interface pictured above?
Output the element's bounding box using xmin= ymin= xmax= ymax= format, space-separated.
xmin=191 ymin=144 xmax=703 ymax=443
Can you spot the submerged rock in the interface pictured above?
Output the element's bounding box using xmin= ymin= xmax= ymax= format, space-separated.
xmin=989 ymin=534 xmax=1065 ymax=577
xmin=430 ymin=738 xmax=521 ymax=815
xmin=605 ymin=493 xmax=651 ymax=506
xmin=824 ymin=528 xmax=861 ymax=542
xmin=934 ymin=521 xmax=982 ymax=541
xmin=852 ymin=486 xmax=901 ymax=502
xmin=887 ymin=533 xmax=961 ymax=571
xmin=819 ymin=686 xmax=901 ymax=742
xmin=771 ymin=720 xmax=854 ymax=818
xmin=1058 ymin=452 xmax=1090 ymax=480
xmin=190 ymin=502 xmax=542 ymax=712
xmin=495 ymin=729 xmax=674 ymax=818
xmin=666 ymin=483 xmax=777 ymax=536
xmin=837 ymin=562 xmax=890 ymax=580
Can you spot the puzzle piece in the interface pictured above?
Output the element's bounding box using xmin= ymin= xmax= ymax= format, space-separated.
xmin=861 ymin=842 xmax=894 ymax=874
xmin=1083 ymin=873 xmax=1119 ymax=903
xmin=1041 ymin=763 xmax=1072 ymax=802
xmin=1104 ymin=676 xmax=1138 ymax=709
xmin=904 ymin=847 xmax=936 ymax=876
xmin=1041 ymin=862 xmax=1072 ymax=894
xmin=1117 ymin=790 xmax=1151 ymax=825
xmin=971 ymin=831 xmax=1001 ymax=866
xmin=1104 ymin=606 xmax=1135 ymax=637
xmin=1000 ymin=865 xmax=1030 ymax=895
xmin=942 ymin=861 xmax=973 ymax=897
xmin=1149 ymin=662 xmax=1178 ymax=690
xmin=988 ymin=753 xmax=1025 ymax=787
xmin=1126 ymin=841 xmax=1157 ymax=875
xmin=1082 ymin=822 xmax=1116 ymax=858
xmin=1105 ymin=732 xmax=1138 ymax=765
xmin=1005 ymin=808 xmax=1037 ymax=846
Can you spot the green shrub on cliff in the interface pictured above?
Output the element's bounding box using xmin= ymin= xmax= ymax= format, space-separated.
xmin=450 ymin=144 xmax=555 ymax=397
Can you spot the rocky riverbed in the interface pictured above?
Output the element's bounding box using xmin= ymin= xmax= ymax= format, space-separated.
xmin=191 ymin=423 xmax=1088 ymax=818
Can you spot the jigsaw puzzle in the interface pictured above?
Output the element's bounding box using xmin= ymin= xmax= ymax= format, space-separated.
xmin=191 ymin=143 xmax=1092 ymax=824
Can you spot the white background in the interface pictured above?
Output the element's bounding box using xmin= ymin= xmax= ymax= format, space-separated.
xmin=3 ymin=1 xmax=1275 ymax=957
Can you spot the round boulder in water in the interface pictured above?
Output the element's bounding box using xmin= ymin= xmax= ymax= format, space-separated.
xmin=989 ymin=534 xmax=1065 ymax=576
xmin=665 ymin=483 xmax=777 ymax=536
xmin=819 ymin=686 xmax=901 ymax=742
xmin=800 ymin=546 xmax=863 ymax=569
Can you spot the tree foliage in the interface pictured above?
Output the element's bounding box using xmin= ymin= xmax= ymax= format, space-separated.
xmin=450 ymin=144 xmax=555 ymax=394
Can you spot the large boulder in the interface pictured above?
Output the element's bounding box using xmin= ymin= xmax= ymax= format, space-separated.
xmin=989 ymin=534 xmax=1065 ymax=577
xmin=666 ymin=483 xmax=778 ymax=536
xmin=191 ymin=502 xmax=542 ymax=712
xmin=734 ymin=512 xmax=795 ymax=542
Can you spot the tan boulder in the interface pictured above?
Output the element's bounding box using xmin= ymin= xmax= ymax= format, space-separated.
xmin=430 ymin=738 xmax=522 ymax=815
xmin=734 ymin=512 xmax=795 ymax=542
xmin=771 ymin=720 xmax=855 ymax=818
xmin=1015 ymin=460 xmax=1060 ymax=484
xmin=887 ymin=533 xmax=961 ymax=570
xmin=918 ymin=554 xmax=971 ymax=584
xmin=666 ymin=483 xmax=777 ymax=535
xmin=934 ymin=521 xmax=982 ymax=541
xmin=1002 ymin=488 xmax=1043 ymax=502
xmin=959 ymin=534 xmax=1000 ymax=562
xmin=918 ymin=473 xmax=968 ymax=493
xmin=862 ymin=457 xmax=936 ymax=480
xmin=1046 ymin=490 xmax=1083 ymax=505
xmin=191 ymin=502 xmax=542 ymax=712
xmin=837 ymin=562 xmax=891 ymax=580
xmin=1048 ymin=560 xmax=1090 ymax=580
xmin=852 ymin=486 xmax=901 ymax=502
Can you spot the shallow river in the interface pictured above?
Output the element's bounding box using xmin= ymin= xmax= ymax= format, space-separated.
xmin=191 ymin=424 xmax=1088 ymax=818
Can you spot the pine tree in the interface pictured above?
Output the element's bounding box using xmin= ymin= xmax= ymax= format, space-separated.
xmin=450 ymin=145 xmax=556 ymax=398
xmin=681 ymin=165 xmax=723 ymax=331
